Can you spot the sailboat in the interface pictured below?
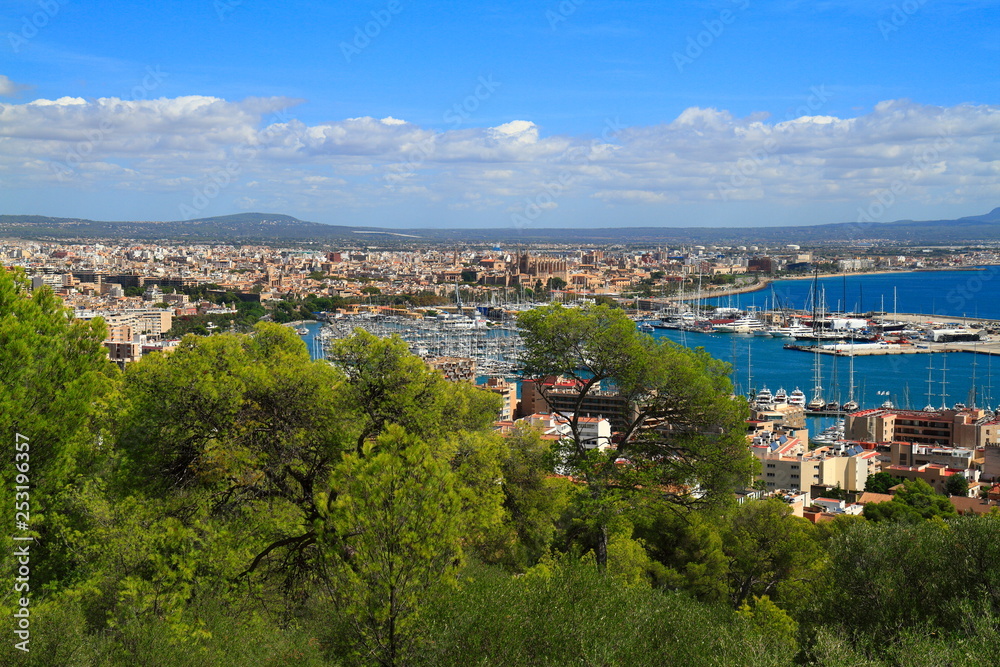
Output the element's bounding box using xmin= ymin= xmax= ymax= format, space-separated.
xmin=806 ymin=269 xmax=825 ymax=412
xmin=841 ymin=344 xmax=859 ymax=412
xmin=806 ymin=369 xmax=826 ymax=412
xmin=825 ymin=352 xmax=841 ymax=412
xmin=924 ymin=354 xmax=936 ymax=412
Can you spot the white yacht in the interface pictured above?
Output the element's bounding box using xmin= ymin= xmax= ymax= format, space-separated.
xmin=713 ymin=316 xmax=766 ymax=334
xmin=754 ymin=387 xmax=774 ymax=407
xmin=788 ymin=388 xmax=806 ymax=407
xmin=772 ymin=324 xmax=813 ymax=338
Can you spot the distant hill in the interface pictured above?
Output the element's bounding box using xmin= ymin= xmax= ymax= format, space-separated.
xmin=1 ymin=208 xmax=997 ymax=245
xmin=0 ymin=212 xmax=378 ymax=243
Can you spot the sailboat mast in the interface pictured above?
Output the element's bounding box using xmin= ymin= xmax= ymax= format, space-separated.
xmin=925 ymin=354 xmax=935 ymax=411
xmin=970 ymin=342 xmax=979 ymax=409
xmin=939 ymin=354 xmax=949 ymax=411
xmin=848 ymin=344 xmax=855 ymax=403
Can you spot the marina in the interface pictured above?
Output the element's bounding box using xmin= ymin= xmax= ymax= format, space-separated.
xmin=314 ymin=313 xmax=524 ymax=377
xmin=299 ymin=269 xmax=1000 ymax=420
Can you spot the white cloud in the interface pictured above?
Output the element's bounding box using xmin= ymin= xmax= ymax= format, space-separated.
xmin=487 ymin=120 xmax=539 ymax=143
xmin=592 ymin=190 xmax=677 ymax=204
xmin=0 ymin=95 xmax=997 ymax=224
xmin=0 ymin=75 xmax=31 ymax=97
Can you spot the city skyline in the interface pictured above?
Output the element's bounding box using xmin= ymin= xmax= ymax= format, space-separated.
xmin=1 ymin=0 xmax=998 ymax=228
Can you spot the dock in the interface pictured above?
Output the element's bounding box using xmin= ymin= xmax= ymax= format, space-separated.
xmin=783 ymin=340 xmax=1000 ymax=356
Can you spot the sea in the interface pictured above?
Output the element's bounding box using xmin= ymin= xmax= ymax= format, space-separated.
xmin=669 ymin=267 xmax=999 ymax=431
xmin=701 ymin=266 xmax=1000 ymax=321
xmin=302 ymin=267 xmax=1000 ymax=432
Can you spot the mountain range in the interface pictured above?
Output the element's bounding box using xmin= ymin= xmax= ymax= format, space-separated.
xmin=1 ymin=208 xmax=998 ymax=246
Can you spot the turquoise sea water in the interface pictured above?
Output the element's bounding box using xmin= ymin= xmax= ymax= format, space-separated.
xmin=691 ymin=268 xmax=999 ymax=414
xmin=650 ymin=328 xmax=993 ymax=414
xmin=702 ymin=266 xmax=1000 ymax=320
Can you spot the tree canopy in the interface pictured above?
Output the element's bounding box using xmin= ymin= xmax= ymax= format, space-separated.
xmin=517 ymin=303 xmax=756 ymax=566
xmin=3 ymin=270 xmax=999 ymax=666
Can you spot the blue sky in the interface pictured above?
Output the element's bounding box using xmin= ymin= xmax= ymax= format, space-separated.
xmin=1 ymin=0 xmax=998 ymax=228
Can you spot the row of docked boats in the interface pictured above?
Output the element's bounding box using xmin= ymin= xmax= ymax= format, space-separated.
xmin=753 ymin=385 xmax=860 ymax=414
xmin=641 ymin=312 xmax=884 ymax=341
xmin=753 ymin=386 xmax=808 ymax=408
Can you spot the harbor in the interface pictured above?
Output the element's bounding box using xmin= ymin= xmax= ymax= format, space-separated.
xmin=299 ymin=268 xmax=1000 ymax=419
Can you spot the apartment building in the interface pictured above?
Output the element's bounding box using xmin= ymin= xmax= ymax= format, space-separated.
xmin=476 ymin=377 xmax=517 ymax=422
xmin=888 ymin=441 xmax=981 ymax=470
xmin=845 ymin=407 xmax=991 ymax=448
xmin=754 ymin=441 xmax=879 ymax=493
xmin=882 ymin=462 xmax=980 ymax=495
xmin=425 ymin=356 xmax=476 ymax=382
xmin=517 ymin=412 xmax=612 ymax=451
xmin=520 ymin=377 xmax=637 ymax=430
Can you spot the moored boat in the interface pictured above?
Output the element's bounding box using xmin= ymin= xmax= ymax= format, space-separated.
xmin=788 ymin=388 xmax=806 ymax=407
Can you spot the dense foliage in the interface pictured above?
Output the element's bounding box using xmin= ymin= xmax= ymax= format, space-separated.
xmin=1 ymin=271 xmax=997 ymax=665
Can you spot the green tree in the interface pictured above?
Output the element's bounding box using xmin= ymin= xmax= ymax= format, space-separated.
xmin=861 ymin=500 xmax=924 ymax=523
xmin=325 ymin=428 xmax=467 ymax=667
xmin=113 ymin=323 xmax=349 ymax=603
xmin=822 ymin=519 xmax=962 ymax=638
xmin=107 ymin=326 xmax=503 ymax=634
xmin=864 ymin=471 xmax=903 ymax=494
xmin=723 ymin=499 xmax=824 ymax=609
xmin=644 ymin=510 xmax=730 ymax=603
xmin=824 ymin=483 xmax=849 ymax=501
xmin=593 ymin=295 xmax=621 ymax=308
xmin=736 ymin=594 xmax=798 ymax=657
xmin=497 ymin=424 xmax=576 ymax=569
xmin=517 ymin=304 xmax=755 ymax=568
xmin=944 ymin=474 xmax=969 ymax=497
xmin=0 ymin=268 xmax=115 ymax=588
xmin=326 ymin=329 xmax=500 ymax=452
xmin=863 ymin=479 xmax=959 ymax=522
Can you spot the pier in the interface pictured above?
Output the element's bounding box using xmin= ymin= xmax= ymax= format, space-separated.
xmin=782 ymin=339 xmax=1000 ymax=356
